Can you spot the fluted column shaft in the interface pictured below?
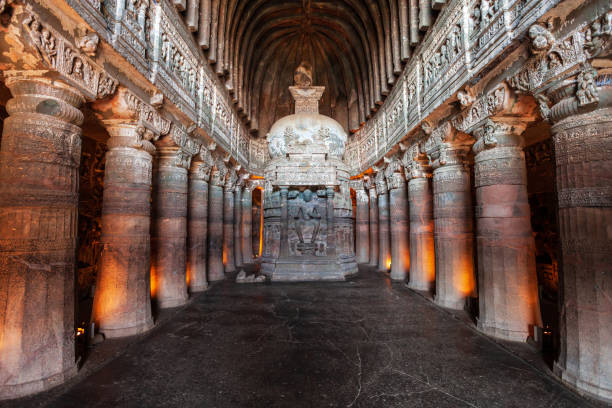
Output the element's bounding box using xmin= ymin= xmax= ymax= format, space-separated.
xmin=473 ymin=120 xmax=540 ymax=341
xmin=207 ymin=176 xmax=225 ymax=281
xmin=551 ymin=82 xmax=612 ymax=402
xmin=354 ymin=186 xmax=370 ymax=264
xmin=241 ymin=186 xmax=254 ymax=263
xmin=187 ymin=160 xmax=210 ymax=292
xmin=431 ymin=148 xmax=475 ymax=306
xmin=388 ymin=174 xmax=409 ymax=280
xmin=407 ymin=173 xmax=435 ymax=291
xmin=234 ymin=186 xmax=243 ymax=268
xmin=0 ymin=76 xmax=83 ymax=399
xmin=223 ymin=187 xmax=235 ymax=273
xmin=151 ymin=147 xmax=190 ymax=308
xmin=93 ymin=122 xmax=154 ymax=339
xmin=367 ymin=186 xmax=379 ymax=266
xmin=377 ymin=191 xmax=391 ymax=272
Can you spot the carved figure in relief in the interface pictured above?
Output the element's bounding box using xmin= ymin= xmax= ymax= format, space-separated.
xmin=77 ymin=32 xmax=99 ymax=57
xmin=457 ymin=86 xmax=475 ymax=107
xmin=293 ymin=189 xmax=322 ymax=256
xmin=576 ymin=68 xmax=598 ymax=106
xmin=529 ymin=23 xmax=555 ymax=54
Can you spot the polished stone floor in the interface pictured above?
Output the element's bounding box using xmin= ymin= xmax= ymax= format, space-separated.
xmin=3 ymin=267 xmax=599 ymax=408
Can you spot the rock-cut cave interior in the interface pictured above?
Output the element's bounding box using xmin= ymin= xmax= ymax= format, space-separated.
xmin=0 ymin=0 xmax=610 ymax=406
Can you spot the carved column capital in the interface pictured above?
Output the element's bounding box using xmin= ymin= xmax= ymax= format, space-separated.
xmin=349 ymin=178 xmax=365 ymax=191
xmin=401 ymin=142 xmax=432 ymax=179
xmin=4 ymin=73 xmax=85 ymax=125
xmin=372 ymin=165 xmax=388 ymax=195
xmin=93 ymin=87 xmax=171 ymax=139
xmin=209 ymin=153 xmax=228 ymax=187
xmin=424 ymin=122 xmax=472 ymax=170
xmin=472 ymin=117 xmax=528 ymax=155
xmin=157 ymin=146 xmax=193 ymax=170
xmin=188 ymin=145 xmax=214 ymax=181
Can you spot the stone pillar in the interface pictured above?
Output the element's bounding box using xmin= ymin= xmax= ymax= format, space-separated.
xmin=241 ymin=182 xmax=255 ymax=264
xmin=386 ymin=166 xmax=409 ymax=280
xmin=151 ymin=146 xmax=191 ymax=308
xmin=233 ymin=184 xmax=243 ymax=268
xmin=326 ymin=186 xmax=336 ymax=256
xmin=403 ymin=148 xmax=435 ymax=292
xmin=375 ymin=173 xmax=391 ymax=272
xmin=279 ymin=186 xmax=289 ymax=257
xmin=425 ymin=125 xmax=476 ymax=305
xmin=223 ymin=182 xmax=235 ymax=273
xmin=187 ymin=148 xmax=212 ymax=293
xmin=0 ymin=75 xmax=83 ymax=398
xmin=366 ymin=178 xmax=379 ymax=267
xmin=352 ymin=180 xmax=370 ymax=264
xmin=550 ymin=76 xmax=612 ymax=402
xmin=207 ymin=162 xmax=226 ymax=281
xmin=92 ymin=121 xmax=155 ymax=339
xmin=472 ymin=119 xmax=540 ymax=342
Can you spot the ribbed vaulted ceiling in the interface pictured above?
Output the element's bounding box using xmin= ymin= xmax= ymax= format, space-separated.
xmin=178 ymin=0 xmax=439 ymax=137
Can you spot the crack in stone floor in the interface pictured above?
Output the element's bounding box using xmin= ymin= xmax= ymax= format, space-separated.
xmin=3 ymin=267 xmax=599 ymax=408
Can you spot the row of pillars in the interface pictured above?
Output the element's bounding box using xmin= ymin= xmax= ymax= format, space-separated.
xmin=0 ymin=77 xmax=257 ymax=399
xmin=353 ymin=95 xmax=612 ymax=400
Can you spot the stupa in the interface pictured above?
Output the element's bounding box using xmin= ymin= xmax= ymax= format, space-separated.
xmin=261 ymin=63 xmax=358 ymax=281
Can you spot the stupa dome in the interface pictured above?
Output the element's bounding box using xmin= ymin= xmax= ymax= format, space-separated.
xmin=266 ymin=62 xmax=347 ymax=160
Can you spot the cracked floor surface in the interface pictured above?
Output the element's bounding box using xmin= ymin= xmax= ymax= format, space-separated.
xmin=5 ymin=266 xmax=597 ymax=407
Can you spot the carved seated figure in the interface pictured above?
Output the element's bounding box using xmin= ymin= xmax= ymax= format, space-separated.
xmin=293 ymin=189 xmax=322 ymax=256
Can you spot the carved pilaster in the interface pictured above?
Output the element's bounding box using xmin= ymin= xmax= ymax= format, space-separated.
xmin=234 ymin=174 xmax=249 ymax=268
xmin=0 ymin=75 xmax=84 ymax=399
xmin=472 ymin=118 xmax=541 ymax=342
xmin=402 ymin=143 xmax=435 ymax=292
xmin=91 ymin=87 xmax=170 ymax=339
xmin=223 ymin=165 xmax=239 ymax=273
xmin=384 ymin=156 xmax=409 ymax=280
xmin=373 ymin=165 xmax=390 ymax=272
xmin=424 ymin=122 xmax=475 ymax=301
xmin=151 ymin=144 xmax=192 ymax=308
xmin=241 ymin=181 xmax=256 ymax=264
xmin=92 ymin=121 xmax=156 ymax=339
xmin=350 ymin=179 xmax=370 ymax=264
xmin=364 ymin=175 xmax=379 ymax=267
xmin=187 ymin=146 xmax=213 ymax=293
xmin=549 ymin=76 xmax=612 ymax=402
xmin=208 ymin=154 xmax=227 ymax=281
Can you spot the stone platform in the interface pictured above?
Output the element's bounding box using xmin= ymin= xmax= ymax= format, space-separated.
xmin=264 ymin=257 xmax=358 ymax=282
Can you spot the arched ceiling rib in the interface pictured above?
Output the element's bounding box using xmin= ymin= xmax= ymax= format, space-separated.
xmin=177 ymin=0 xmax=439 ymax=137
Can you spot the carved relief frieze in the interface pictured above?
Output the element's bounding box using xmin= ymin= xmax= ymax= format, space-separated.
xmin=151 ymin=1 xmax=199 ymax=120
xmin=198 ymin=66 xmax=215 ymax=133
xmin=385 ymin=83 xmax=406 ymax=146
xmin=213 ymin=97 xmax=232 ymax=149
xmin=22 ymin=11 xmax=118 ymax=100
xmin=110 ymin=0 xmax=149 ymax=73
xmin=420 ymin=0 xmax=466 ymax=110
xmin=66 ymin=0 xmax=110 ymax=43
xmin=404 ymin=64 xmax=421 ymax=130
